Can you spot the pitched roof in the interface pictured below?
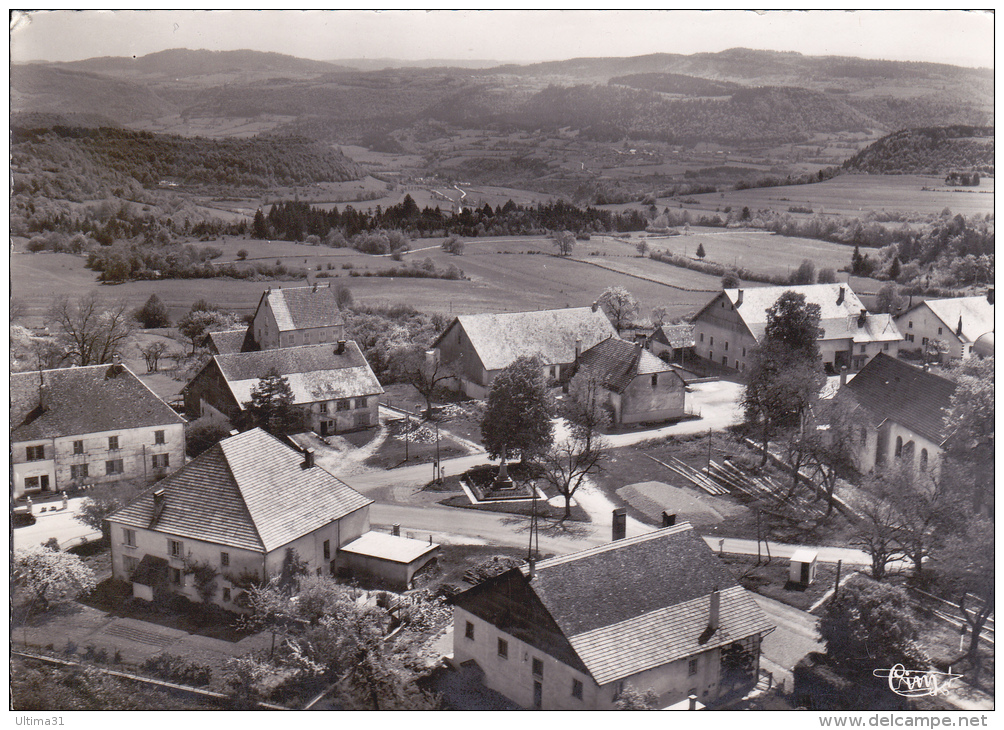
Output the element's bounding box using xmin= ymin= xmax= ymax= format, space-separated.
xmin=576 ymin=337 xmax=681 ymax=393
xmin=701 ymin=284 xmax=902 ymax=344
xmin=203 ymin=328 xmax=249 ymax=355
xmin=263 ymin=285 xmax=344 ymax=331
xmin=109 ymin=428 xmax=373 ymax=552
xmin=899 ymin=296 xmax=995 ymax=344
xmin=472 ymin=524 xmax=774 ymax=685
xmin=845 ymin=353 xmax=956 ymax=443
xmin=212 ymin=341 xmax=383 ymax=406
xmin=434 ymin=307 xmax=618 ymax=371
xmin=652 ymin=324 xmax=696 ymax=349
xmin=11 ymin=364 xmax=184 ymax=443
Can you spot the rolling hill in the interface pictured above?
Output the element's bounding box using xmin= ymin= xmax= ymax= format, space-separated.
xmin=842 ymin=126 xmax=995 ymax=175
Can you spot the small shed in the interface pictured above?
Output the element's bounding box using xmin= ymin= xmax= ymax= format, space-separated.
xmin=789 ymin=548 xmax=818 ymax=586
xmin=339 ymin=531 xmax=440 ymax=590
xmin=130 ymin=554 xmax=169 ymax=601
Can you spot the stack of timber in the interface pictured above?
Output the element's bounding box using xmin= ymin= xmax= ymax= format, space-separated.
xmin=644 ymin=454 xmax=728 ymax=495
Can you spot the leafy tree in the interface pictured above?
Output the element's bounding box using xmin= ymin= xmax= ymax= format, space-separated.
xmin=597 ymin=286 xmax=639 ymax=334
xmin=75 ymin=480 xmax=146 ymax=542
xmin=695 ymin=242 xmax=706 ymax=260
xmin=804 ymin=397 xmax=861 ymax=515
xmin=225 ymin=656 xmax=269 ymax=710
xmin=614 ymin=686 xmax=659 ymax=710
xmin=851 ymin=245 xmax=865 ymax=275
xmin=176 ymin=307 xmax=243 ymax=355
xmin=237 ymin=249 xmax=248 ymax=261
xmin=242 ymin=369 xmax=304 ymax=436
xmin=817 ymin=267 xmax=837 ymax=284
xmin=874 ymin=282 xmax=904 ymax=315
xmin=819 ymin=576 xmax=928 ymax=672
xmin=935 ymin=516 xmax=994 ymax=666
xmin=141 ymin=341 xmax=168 ymax=372
xmin=48 ymin=293 xmax=133 ymax=366
xmin=441 ymin=235 xmax=465 ymax=255
xmin=553 ymin=230 xmax=575 ymax=256
xmin=941 ymin=356 xmax=994 ymax=512
xmin=480 ymin=355 xmax=554 ymax=463
xmin=133 ymin=294 xmax=170 ymax=328
xmin=185 ymin=417 xmax=232 ymax=458
xmin=788 ymin=258 xmax=816 ymax=285
xmin=236 ymin=578 xmax=293 ymax=660
xmin=762 ymin=291 xmax=823 ymax=360
xmin=333 ymin=283 xmax=354 ymax=310
xmin=389 ymin=345 xmax=455 ymax=418
xmin=650 ymin=305 xmax=671 ymax=328
xmin=887 ymin=256 xmax=902 ymax=281
xmin=721 ymin=270 xmax=741 ymax=289
xmin=635 ymin=240 xmax=649 ymax=256
xmin=13 ymin=545 xmax=97 ymax=612
xmin=536 ymin=432 xmax=605 ymax=521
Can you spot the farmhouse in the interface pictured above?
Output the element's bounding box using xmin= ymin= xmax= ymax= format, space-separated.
xmin=182 ymin=341 xmax=383 ymax=435
xmin=201 ymin=328 xmax=255 ymax=355
xmin=107 ymin=428 xmax=373 ymax=607
xmin=249 ymin=283 xmax=345 ymax=350
xmin=648 ymin=323 xmax=696 ymax=364
xmin=432 ymin=306 xmax=618 ymax=398
xmin=838 ymin=353 xmax=956 ymax=476
xmin=451 ymin=523 xmax=774 ymax=710
xmin=570 ymin=337 xmax=688 ymax=425
xmin=11 ymin=361 xmax=185 ymax=500
xmin=692 ymin=284 xmax=902 ymax=374
xmin=894 ymin=291 xmax=994 ymax=362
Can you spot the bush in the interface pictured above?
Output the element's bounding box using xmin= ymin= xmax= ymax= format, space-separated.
xmin=140 ymin=654 xmax=213 ymax=687
xmin=133 ymin=294 xmax=170 ymax=328
xmin=237 ymin=249 xmax=248 ymax=260
xmin=185 ymin=418 xmax=231 ymax=458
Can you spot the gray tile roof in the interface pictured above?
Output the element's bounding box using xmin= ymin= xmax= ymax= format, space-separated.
xmin=898 ymin=296 xmax=995 ymax=344
xmin=652 ymin=324 xmax=696 ymax=349
xmin=213 ymin=341 xmax=383 ymax=406
xmin=844 ymin=353 xmax=956 ymax=444
xmin=204 ymin=328 xmax=250 ymax=355
xmin=510 ymin=524 xmax=774 ymax=685
xmin=265 ymin=285 xmax=344 ymax=331
xmin=109 ymin=428 xmax=373 ymax=553
xmin=436 ymin=307 xmax=618 ymax=372
xmin=11 ymin=364 xmax=184 ymax=443
xmin=576 ymin=337 xmax=680 ymax=393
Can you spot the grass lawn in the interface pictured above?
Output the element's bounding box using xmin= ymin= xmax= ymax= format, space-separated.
xmin=363 ymin=416 xmax=474 ymax=469
xmin=720 ymin=553 xmax=840 ymax=612
xmin=438 ymin=493 xmax=590 ymax=523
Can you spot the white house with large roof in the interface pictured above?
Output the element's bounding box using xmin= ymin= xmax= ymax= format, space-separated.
xmin=692 ymin=284 xmax=902 ymax=374
xmin=432 ymin=305 xmax=618 ymax=398
xmin=894 ymin=291 xmax=994 ymax=362
xmin=182 ymin=340 xmax=383 ymax=435
xmin=451 ymin=523 xmax=774 ymax=710
xmin=250 ymin=283 xmax=346 ymax=350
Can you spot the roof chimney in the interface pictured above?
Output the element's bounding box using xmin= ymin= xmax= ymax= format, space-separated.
xmin=336 ymin=340 xmax=346 ymax=355
xmin=688 ymin=695 xmax=698 ymax=711
xmin=837 ymin=286 xmax=844 ymax=306
xmin=957 ymin=316 xmax=963 ymax=336
xmin=574 ymin=337 xmax=582 ymax=360
xmin=302 ymin=448 xmax=314 ymax=469
xmin=857 ymin=308 xmax=867 ymax=328
xmin=612 ymin=508 xmax=627 ymax=541
xmin=839 ymin=365 xmax=848 ymax=388
xmin=591 ymin=301 xmax=598 ymax=313
xmin=150 ymin=487 xmax=167 ymax=527
xmin=735 ymin=289 xmax=743 ymax=308
xmin=528 ymin=558 xmax=536 ymax=579
xmin=153 ymin=488 xmax=166 ymax=507
xmin=662 ymin=511 xmax=677 ymax=527
xmin=709 ymin=588 xmax=720 ymax=632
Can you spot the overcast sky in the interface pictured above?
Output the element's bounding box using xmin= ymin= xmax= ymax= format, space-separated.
xmin=9 ymin=9 xmax=995 ymax=69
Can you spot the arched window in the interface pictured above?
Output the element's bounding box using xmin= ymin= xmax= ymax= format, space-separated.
xmin=895 ymin=436 xmax=903 ymax=458
xmin=920 ymin=449 xmax=929 ymax=472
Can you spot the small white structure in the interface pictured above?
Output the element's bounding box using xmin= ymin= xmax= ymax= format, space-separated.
xmin=339 ymin=531 xmax=439 ymax=590
xmin=789 ymin=548 xmax=819 ymax=586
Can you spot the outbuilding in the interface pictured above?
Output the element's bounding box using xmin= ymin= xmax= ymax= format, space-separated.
xmin=789 ymin=548 xmax=818 ymax=586
xmin=339 ymin=531 xmax=440 ymax=590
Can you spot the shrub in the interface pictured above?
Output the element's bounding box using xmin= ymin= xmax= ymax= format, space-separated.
xmin=237 ymin=249 xmax=248 ymax=260
xmin=133 ymin=294 xmax=170 ymax=328
xmin=140 ymin=654 xmax=213 ymax=687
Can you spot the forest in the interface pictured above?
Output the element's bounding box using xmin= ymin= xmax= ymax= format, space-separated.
xmin=842 ymin=125 xmax=994 ymax=175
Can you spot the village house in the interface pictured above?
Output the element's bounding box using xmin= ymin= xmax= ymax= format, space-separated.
xmin=570 ymin=337 xmax=688 ymax=425
xmin=894 ymin=291 xmax=994 ymax=362
xmin=838 ymin=353 xmax=956 ymax=476
xmin=432 ymin=306 xmax=618 ymax=398
xmin=107 ymin=428 xmax=375 ymax=607
xmin=451 ymin=523 xmax=774 ymax=710
xmin=182 ymin=340 xmax=383 ymax=436
xmin=249 ymin=283 xmax=345 ymax=350
xmin=201 ymin=328 xmax=254 ymax=356
xmin=647 ymin=323 xmax=696 ymax=365
xmin=692 ymin=284 xmax=902 ymax=374
xmin=11 ymin=361 xmax=185 ymax=500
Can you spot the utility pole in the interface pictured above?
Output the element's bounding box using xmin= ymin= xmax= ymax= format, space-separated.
xmin=404 ymin=412 xmax=409 ymax=462
xmin=707 ymin=428 xmax=712 ymax=470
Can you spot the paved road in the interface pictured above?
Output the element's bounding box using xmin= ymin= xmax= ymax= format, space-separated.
xmin=754 ymin=594 xmax=824 ymax=678
xmin=12 ymin=498 xmax=101 ymax=551
xmin=702 ymin=536 xmax=874 ymax=567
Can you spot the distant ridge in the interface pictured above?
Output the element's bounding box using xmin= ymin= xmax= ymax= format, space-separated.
xmin=842 ymin=126 xmax=995 ymax=175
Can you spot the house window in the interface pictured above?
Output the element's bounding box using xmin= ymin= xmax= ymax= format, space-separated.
xmin=920 ymin=449 xmax=929 ymax=472
xmin=688 ymin=657 xmax=699 ymax=676
xmin=319 ymin=402 xmax=328 ymax=414
xmin=883 ymin=343 xmax=889 ymax=351
xmin=908 ymin=321 xmax=913 ymax=329
xmin=73 ymin=440 xmax=84 ymax=455
xmin=735 ymin=360 xmax=740 ymax=369
xmin=740 ymin=363 xmax=745 ymax=372
xmin=742 ymin=347 xmax=746 ymax=356
xmin=152 ymin=453 xmax=170 ymax=469
xmin=549 ymin=366 xmax=556 ymax=378
xmin=105 ymin=459 xmax=124 ymax=475
xmin=26 ymin=445 xmax=45 ymax=461
xmin=498 ymin=638 xmax=508 ymax=659
xmin=710 ymin=336 xmax=714 ymax=347
xmin=123 ymin=555 xmax=139 ymax=576
xmin=572 ymin=679 xmax=583 ymax=700
xmin=651 ymin=374 xmax=658 ymax=387
xmin=357 ymin=397 xmax=367 ymax=409
xmin=860 ymin=345 xmax=866 ymax=354
xmin=922 ymin=337 xmax=929 ymax=346
xmin=465 ymin=621 xmax=475 ymax=640
xmin=336 ymin=399 xmax=350 ymax=412
xmin=323 ymin=540 xmax=331 ymax=560
xmin=24 ymin=476 xmax=41 ymax=491
xmin=937 ymin=327 xmax=943 ymax=335
xmin=722 ymin=356 xmax=727 ymax=366
xmin=155 ymin=430 xmax=165 ymax=445
xmin=108 ymin=436 xmax=119 ymax=450
xmin=700 ymin=333 xmax=704 ymax=343
xmin=70 ymin=463 xmax=89 ymax=480
xmin=221 ymin=552 xmax=230 ymax=567
xmin=170 ymin=567 xmax=183 ymax=585
xmin=724 ymin=341 xmax=729 ymax=351
xmin=895 ymin=436 xmax=903 ymax=459
xmin=169 ymin=539 xmax=184 ymax=559
xmin=223 ymin=588 xmax=232 ymax=602
xmin=123 ymin=528 xmax=136 ymax=547
xmin=532 ymin=658 xmax=544 ymax=678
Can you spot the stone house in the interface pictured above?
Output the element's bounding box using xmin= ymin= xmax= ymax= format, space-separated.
xmin=107 ymin=428 xmax=373 ymax=607
xmin=570 ymin=337 xmax=688 ymax=425
xmin=11 ymin=362 xmax=185 ymax=500
xmin=432 ymin=306 xmax=618 ymax=398
xmin=648 ymin=323 xmax=696 ymax=365
xmin=182 ymin=341 xmax=383 ymax=435
xmin=451 ymin=523 xmax=774 ymax=710
xmin=838 ymin=353 xmax=957 ymax=477
xmin=692 ymin=284 xmax=902 ymax=374
xmin=250 ymin=284 xmax=345 ymax=350
xmin=894 ymin=292 xmax=994 ymax=362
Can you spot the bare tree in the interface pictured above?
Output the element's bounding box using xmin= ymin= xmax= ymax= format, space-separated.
xmin=552 ymin=230 xmax=575 ymax=256
xmin=561 ymin=374 xmax=611 ymax=453
xmin=937 ymin=517 xmax=994 ymax=671
xmin=536 ymin=433 xmax=605 ymax=521
xmin=804 ymin=397 xmax=861 ymax=515
xmin=598 ymin=286 xmax=639 ymax=334
xmin=389 ymin=345 xmax=455 ymax=418
xmin=650 ymin=305 xmax=671 ymax=328
xmin=850 ymin=486 xmax=906 ymax=581
xmin=874 ymin=464 xmax=949 ymax=578
xmin=48 ymin=293 xmax=133 ymax=366
xmin=141 ymin=341 xmax=168 ymax=372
